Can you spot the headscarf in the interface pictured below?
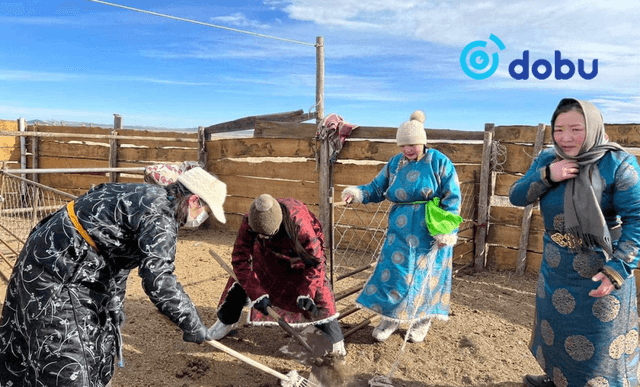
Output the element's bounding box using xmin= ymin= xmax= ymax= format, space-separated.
xmin=552 ymin=98 xmax=625 ymax=257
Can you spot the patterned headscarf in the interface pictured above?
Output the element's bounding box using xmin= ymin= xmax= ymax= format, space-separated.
xmin=552 ymin=98 xmax=624 ymax=257
xmin=144 ymin=161 xmax=200 ymax=186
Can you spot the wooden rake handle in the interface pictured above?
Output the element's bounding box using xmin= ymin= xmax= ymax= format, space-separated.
xmin=208 ymin=249 xmax=315 ymax=354
xmin=205 ymin=338 xmax=289 ymax=381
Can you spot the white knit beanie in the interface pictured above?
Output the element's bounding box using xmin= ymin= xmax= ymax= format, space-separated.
xmin=396 ymin=110 xmax=427 ymax=146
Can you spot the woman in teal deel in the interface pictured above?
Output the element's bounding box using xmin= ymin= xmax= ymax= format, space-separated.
xmin=341 ymin=110 xmax=462 ymax=343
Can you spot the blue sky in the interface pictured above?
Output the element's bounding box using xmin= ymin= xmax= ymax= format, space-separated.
xmin=1 ymin=0 xmax=639 ymax=131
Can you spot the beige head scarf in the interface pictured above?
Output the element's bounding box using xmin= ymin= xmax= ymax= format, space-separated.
xmin=552 ymin=98 xmax=624 ymax=256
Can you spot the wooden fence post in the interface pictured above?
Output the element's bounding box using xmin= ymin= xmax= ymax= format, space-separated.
xmin=31 ymin=127 xmax=39 ymax=184
xmin=474 ymin=123 xmax=495 ymax=272
xmin=198 ymin=126 xmax=207 ymax=168
xmin=315 ymin=36 xmax=334 ymax=286
xmin=110 ymin=114 xmax=122 ymax=183
xmin=18 ymin=118 xmax=27 ymax=206
xmin=316 ymin=36 xmax=328 ymax=231
xmin=516 ymin=123 xmax=546 ymax=275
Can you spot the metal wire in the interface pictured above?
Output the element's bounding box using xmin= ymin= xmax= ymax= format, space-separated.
xmin=86 ymin=0 xmax=316 ymax=47
xmin=0 ymin=172 xmax=76 ymax=261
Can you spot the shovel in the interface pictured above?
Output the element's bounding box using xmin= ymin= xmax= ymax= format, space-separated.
xmin=209 ymin=249 xmax=315 ymax=354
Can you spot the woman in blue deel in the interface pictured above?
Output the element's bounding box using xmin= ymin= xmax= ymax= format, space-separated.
xmin=510 ymin=98 xmax=640 ymax=387
xmin=341 ymin=110 xmax=462 ymax=343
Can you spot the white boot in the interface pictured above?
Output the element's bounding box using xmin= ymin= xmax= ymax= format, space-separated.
xmin=372 ymin=318 xmax=399 ymax=342
xmin=408 ymin=319 xmax=432 ymax=343
xmin=332 ymin=340 xmax=347 ymax=356
xmin=208 ymin=320 xmax=236 ymax=340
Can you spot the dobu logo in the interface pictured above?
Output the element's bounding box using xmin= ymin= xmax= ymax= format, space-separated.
xmin=460 ymin=34 xmax=505 ymax=80
xmin=509 ymin=51 xmax=598 ymax=80
xmin=461 ymin=35 xmax=599 ymax=80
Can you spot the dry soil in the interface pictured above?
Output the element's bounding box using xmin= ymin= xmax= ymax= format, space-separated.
xmin=101 ymin=228 xmax=543 ymax=387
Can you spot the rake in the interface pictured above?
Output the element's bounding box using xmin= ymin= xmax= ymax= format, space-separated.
xmin=205 ymin=338 xmax=319 ymax=387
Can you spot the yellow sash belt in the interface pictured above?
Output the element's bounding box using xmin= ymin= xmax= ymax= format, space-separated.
xmin=66 ymin=201 xmax=98 ymax=251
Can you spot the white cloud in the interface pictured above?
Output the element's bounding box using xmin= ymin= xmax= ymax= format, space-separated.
xmin=210 ymin=12 xmax=271 ymax=29
xmin=591 ymin=97 xmax=640 ymax=123
xmin=0 ymin=69 xmax=213 ymax=86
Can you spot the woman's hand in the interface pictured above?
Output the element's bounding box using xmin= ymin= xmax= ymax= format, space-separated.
xmin=549 ymin=160 xmax=579 ymax=182
xmin=589 ymin=272 xmax=615 ymax=297
xmin=343 ymin=194 xmax=353 ymax=206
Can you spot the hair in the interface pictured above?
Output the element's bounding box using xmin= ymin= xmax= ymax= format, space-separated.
xmin=551 ymin=99 xmax=584 ymax=132
xmin=165 ymin=182 xmax=194 ymax=224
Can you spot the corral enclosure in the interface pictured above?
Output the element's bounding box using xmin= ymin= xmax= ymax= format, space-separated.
xmin=1 ymin=117 xmax=640 ymax=386
xmin=1 ymin=117 xmax=640 ymax=279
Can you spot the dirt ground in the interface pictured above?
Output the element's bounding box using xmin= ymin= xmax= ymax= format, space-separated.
xmin=99 ymin=227 xmax=541 ymax=387
xmin=0 ymin=227 xmax=544 ymax=387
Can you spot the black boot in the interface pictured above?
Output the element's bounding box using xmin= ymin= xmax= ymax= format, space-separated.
xmin=523 ymin=375 xmax=555 ymax=387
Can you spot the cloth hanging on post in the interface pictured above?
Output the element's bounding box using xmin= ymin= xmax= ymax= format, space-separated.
xmin=315 ymin=113 xmax=358 ymax=166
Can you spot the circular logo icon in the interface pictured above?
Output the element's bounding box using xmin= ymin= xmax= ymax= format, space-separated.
xmin=460 ymin=34 xmax=505 ymax=80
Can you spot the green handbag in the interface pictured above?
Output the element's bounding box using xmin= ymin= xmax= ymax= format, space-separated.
xmin=422 ymin=197 xmax=463 ymax=236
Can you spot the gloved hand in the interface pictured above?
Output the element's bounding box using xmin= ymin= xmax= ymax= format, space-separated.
xmin=183 ymin=325 xmax=212 ymax=344
xmin=253 ymin=296 xmax=272 ymax=315
xmin=297 ymin=296 xmax=319 ymax=316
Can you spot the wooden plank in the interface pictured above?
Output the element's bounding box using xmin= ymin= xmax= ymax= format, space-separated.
xmin=39 ymin=173 xmax=141 ymax=192
xmin=253 ymin=122 xmax=315 ymax=139
xmin=517 ymin=123 xmax=546 ymax=275
xmin=458 ymin=226 xmax=474 ymax=240
xmin=487 ymin=245 xmax=542 ymax=274
xmin=117 ymin=148 xmax=198 ymax=163
xmin=490 ymin=206 xmax=543 ymax=230
xmin=109 ymin=130 xmax=118 ymax=183
xmin=206 ymin=138 xmax=316 ymax=159
xmin=31 ymin=136 xmax=39 ymax=184
xmin=254 ymin=121 xmax=485 ymax=141
xmin=39 ymin=141 xmax=110 ymax=159
xmin=210 ymin=159 xmax=318 ymax=182
xmin=36 ymin=156 xmax=150 ymax=170
xmin=494 ymin=173 xmax=521 ymax=196
xmin=116 ymin=128 xmax=197 ymax=139
xmin=198 ymin=127 xmax=207 ymax=167
xmin=333 ymin=163 xmax=383 ymax=186
xmin=223 ymin=175 xmax=319 ymax=204
xmin=0 ymin=120 xmax=19 ymax=162
xmin=33 ymin=125 xmax=197 ymax=140
xmin=501 ymin=143 xmax=542 ymax=174
xmin=223 ymin=195 xmax=320 ymax=218
xmin=215 ymin=213 xmax=244 ymax=234
xmin=474 ymin=126 xmax=494 ymax=271
xmin=338 ymin=141 xmax=401 ymax=162
xmin=432 ymin=143 xmax=484 ymax=164
xmin=487 ymin=223 xmax=544 ymax=253
xmin=32 ymin=125 xmax=112 ymax=137
xmin=207 ymin=110 xmax=316 ymax=136
xmin=494 ymin=125 xmax=552 ymax=144
xmin=453 ymin=241 xmax=474 ymax=262
xmin=21 ymin=126 xmax=198 ymax=148
xmin=604 ymin=125 xmax=640 ymax=147
xmin=454 ymin=164 xmax=481 ymax=183
xmin=338 ymin=141 xmax=484 ymax=164
xmin=39 ymin=140 xmax=197 ymax=162
xmin=38 ymin=145 xmax=198 ymax=168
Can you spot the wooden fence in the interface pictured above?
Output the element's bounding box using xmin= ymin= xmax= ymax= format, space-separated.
xmin=1 ymin=117 xmax=639 ymax=274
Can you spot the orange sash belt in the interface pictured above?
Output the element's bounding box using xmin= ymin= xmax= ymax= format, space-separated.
xmin=66 ymin=201 xmax=98 ymax=251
